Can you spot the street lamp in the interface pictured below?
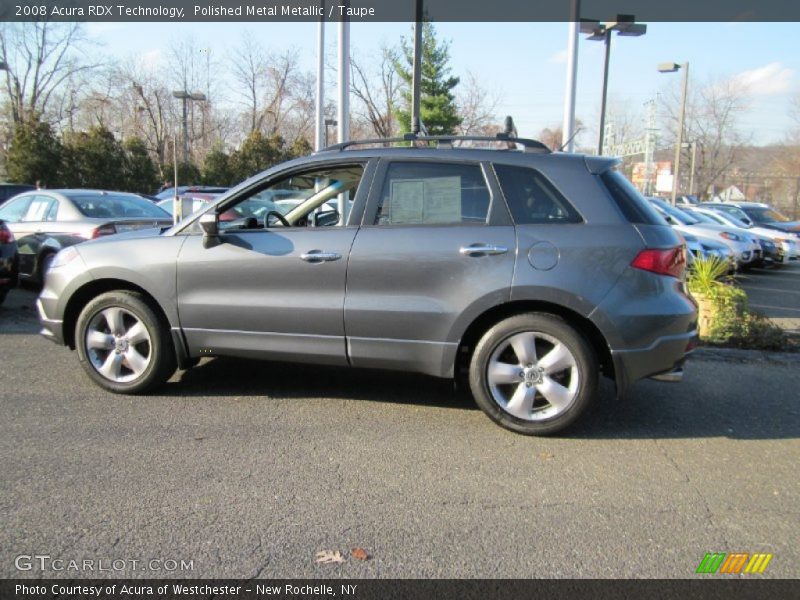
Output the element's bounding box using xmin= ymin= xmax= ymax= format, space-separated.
xmin=583 ymin=15 xmax=647 ymax=156
xmin=172 ymin=90 xmax=206 ymax=163
xmin=658 ymin=61 xmax=689 ymax=205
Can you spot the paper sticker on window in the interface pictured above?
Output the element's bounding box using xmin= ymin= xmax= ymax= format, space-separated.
xmin=387 ymin=176 xmax=462 ymax=224
xmin=389 ymin=180 xmax=424 ymax=224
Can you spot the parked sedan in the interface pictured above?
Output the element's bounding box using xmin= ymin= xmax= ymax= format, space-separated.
xmin=0 ymin=190 xmax=172 ymax=284
xmin=686 ymin=206 xmax=792 ymax=264
xmin=0 ymin=219 xmax=18 ymax=305
xmin=714 ymin=202 xmax=800 ymax=239
xmin=648 ymin=198 xmax=761 ymax=269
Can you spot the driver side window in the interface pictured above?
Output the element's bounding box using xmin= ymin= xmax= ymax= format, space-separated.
xmin=218 ymin=164 xmax=364 ymax=232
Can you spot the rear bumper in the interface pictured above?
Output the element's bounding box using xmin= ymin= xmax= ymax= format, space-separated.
xmin=612 ymin=330 xmax=696 ymax=397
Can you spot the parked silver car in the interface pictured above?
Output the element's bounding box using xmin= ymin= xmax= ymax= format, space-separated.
xmin=0 ymin=190 xmax=172 ymax=284
xmin=37 ymin=135 xmax=697 ymax=435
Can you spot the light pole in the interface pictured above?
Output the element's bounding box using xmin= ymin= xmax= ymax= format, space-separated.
xmin=659 ymin=61 xmax=689 ymax=205
xmin=583 ymin=15 xmax=647 ymax=156
xmin=561 ymin=0 xmax=581 ymax=152
xmin=324 ymin=118 xmax=337 ymax=147
xmin=172 ymin=90 xmax=206 ymax=164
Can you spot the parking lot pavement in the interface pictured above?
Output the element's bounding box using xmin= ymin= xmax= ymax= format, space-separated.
xmin=1 ymin=288 xmax=798 ymax=579
xmin=739 ymin=260 xmax=800 ymax=335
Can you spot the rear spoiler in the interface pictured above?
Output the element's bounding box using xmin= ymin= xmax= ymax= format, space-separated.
xmin=584 ymin=156 xmax=621 ymax=175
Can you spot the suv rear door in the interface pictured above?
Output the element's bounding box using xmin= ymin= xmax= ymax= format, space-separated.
xmin=344 ymin=158 xmax=516 ymax=377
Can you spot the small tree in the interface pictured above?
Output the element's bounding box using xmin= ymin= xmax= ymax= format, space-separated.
xmin=202 ymin=143 xmax=235 ymax=186
xmin=394 ymin=23 xmax=461 ymax=135
xmin=123 ymin=137 xmax=159 ymax=193
xmin=230 ymin=130 xmax=285 ymax=181
xmin=6 ymin=118 xmax=63 ymax=186
xmin=61 ymin=126 xmax=126 ymax=190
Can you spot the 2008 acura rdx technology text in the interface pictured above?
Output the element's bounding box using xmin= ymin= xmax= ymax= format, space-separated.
xmin=37 ymin=133 xmax=697 ymax=435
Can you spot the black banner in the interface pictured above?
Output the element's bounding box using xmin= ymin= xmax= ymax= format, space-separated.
xmin=2 ymin=0 xmax=800 ymax=23
xmin=2 ymin=579 xmax=799 ymax=600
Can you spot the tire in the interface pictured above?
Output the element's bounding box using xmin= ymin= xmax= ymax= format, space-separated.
xmin=0 ymin=290 xmax=7 ymax=306
xmin=469 ymin=312 xmax=598 ymax=436
xmin=75 ymin=291 xmax=176 ymax=394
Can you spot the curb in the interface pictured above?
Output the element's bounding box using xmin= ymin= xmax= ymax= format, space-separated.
xmin=692 ymin=346 xmax=800 ymax=365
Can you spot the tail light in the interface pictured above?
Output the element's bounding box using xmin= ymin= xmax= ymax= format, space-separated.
xmin=0 ymin=225 xmax=14 ymax=244
xmin=91 ymin=224 xmax=117 ymax=239
xmin=631 ymin=247 xmax=686 ymax=278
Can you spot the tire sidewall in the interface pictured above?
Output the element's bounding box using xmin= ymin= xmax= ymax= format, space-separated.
xmin=75 ymin=291 xmax=173 ymax=394
xmin=469 ymin=313 xmax=598 ymax=435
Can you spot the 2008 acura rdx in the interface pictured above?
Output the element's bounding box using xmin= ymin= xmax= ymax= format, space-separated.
xmin=38 ymin=134 xmax=697 ymax=435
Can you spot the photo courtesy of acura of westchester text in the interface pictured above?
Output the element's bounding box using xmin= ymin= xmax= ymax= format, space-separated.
xmin=0 ymin=0 xmax=798 ymax=597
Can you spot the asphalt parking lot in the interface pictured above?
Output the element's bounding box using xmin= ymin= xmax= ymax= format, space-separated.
xmin=739 ymin=261 xmax=800 ymax=335
xmin=1 ymin=280 xmax=798 ymax=579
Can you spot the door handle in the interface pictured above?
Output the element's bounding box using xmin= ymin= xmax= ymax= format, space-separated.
xmin=300 ymin=250 xmax=342 ymax=263
xmin=459 ymin=244 xmax=509 ymax=257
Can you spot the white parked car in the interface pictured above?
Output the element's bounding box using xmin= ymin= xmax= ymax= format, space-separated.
xmin=648 ymin=198 xmax=762 ymax=269
xmin=689 ymin=206 xmax=797 ymax=261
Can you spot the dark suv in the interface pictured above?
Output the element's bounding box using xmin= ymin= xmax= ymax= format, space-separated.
xmin=38 ymin=135 xmax=696 ymax=435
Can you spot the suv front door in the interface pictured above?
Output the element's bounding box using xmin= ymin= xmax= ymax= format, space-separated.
xmin=344 ymin=159 xmax=516 ymax=377
xmin=176 ymin=161 xmax=373 ymax=365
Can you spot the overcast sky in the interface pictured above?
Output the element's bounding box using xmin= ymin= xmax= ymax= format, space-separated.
xmin=85 ymin=20 xmax=799 ymax=147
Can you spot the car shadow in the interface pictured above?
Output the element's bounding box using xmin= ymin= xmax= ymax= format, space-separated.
xmin=164 ymin=357 xmax=799 ymax=441
xmin=165 ymin=356 xmax=470 ymax=411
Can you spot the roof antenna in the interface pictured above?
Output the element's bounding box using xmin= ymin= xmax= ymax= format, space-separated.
xmin=559 ymin=126 xmax=584 ymax=152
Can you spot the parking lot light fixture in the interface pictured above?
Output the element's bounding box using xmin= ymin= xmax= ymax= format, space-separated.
xmin=659 ymin=61 xmax=690 ymax=206
xmin=585 ymin=15 xmax=647 ymax=156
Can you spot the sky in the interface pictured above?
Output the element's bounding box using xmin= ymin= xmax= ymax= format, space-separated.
xmin=84 ymin=20 xmax=800 ymax=147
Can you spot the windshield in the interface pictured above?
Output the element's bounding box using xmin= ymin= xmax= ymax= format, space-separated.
xmin=743 ymin=206 xmax=791 ymax=223
xmin=651 ymin=198 xmax=699 ymax=225
xmin=687 ymin=211 xmax=718 ymax=224
xmin=69 ymin=193 xmax=170 ymax=219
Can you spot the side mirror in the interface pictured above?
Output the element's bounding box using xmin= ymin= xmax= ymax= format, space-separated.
xmin=199 ymin=212 xmax=218 ymax=236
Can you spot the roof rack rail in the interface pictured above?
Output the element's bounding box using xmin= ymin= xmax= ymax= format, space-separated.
xmin=320 ymin=132 xmax=551 ymax=154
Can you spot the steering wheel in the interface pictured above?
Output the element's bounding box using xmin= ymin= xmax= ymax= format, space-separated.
xmin=265 ymin=210 xmax=290 ymax=227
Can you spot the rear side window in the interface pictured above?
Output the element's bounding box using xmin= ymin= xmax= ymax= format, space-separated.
xmin=0 ymin=195 xmax=32 ymax=222
xmin=600 ymin=170 xmax=665 ymax=225
xmin=374 ymin=162 xmax=490 ymax=226
xmin=494 ymin=164 xmax=581 ymax=225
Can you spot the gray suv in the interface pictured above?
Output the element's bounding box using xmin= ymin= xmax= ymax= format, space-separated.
xmin=38 ymin=134 xmax=697 ymax=435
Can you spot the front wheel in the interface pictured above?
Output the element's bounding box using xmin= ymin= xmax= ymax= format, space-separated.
xmin=75 ymin=291 xmax=176 ymax=394
xmin=469 ymin=313 xmax=598 ymax=435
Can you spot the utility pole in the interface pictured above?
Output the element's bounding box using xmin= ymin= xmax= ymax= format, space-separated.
xmin=643 ymin=98 xmax=657 ymax=196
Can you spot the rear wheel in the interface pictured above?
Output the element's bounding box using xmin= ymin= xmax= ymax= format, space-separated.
xmin=75 ymin=291 xmax=176 ymax=394
xmin=469 ymin=313 xmax=598 ymax=435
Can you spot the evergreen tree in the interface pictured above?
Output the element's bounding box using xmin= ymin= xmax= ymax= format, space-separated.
xmin=123 ymin=137 xmax=159 ymax=193
xmin=394 ymin=23 xmax=462 ymax=135
xmin=62 ymin=126 xmax=126 ymax=190
xmin=201 ymin=143 xmax=235 ymax=186
xmin=287 ymin=137 xmax=313 ymax=160
xmin=6 ymin=118 xmax=63 ymax=186
xmin=230 ymin=130 xmax=285 ymax=182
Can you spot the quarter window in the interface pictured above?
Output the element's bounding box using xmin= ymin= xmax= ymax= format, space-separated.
xmin=22 ymin=196 xmax=58 ymax=222
xmin=374 ymin=162 xmax=490 ymax=226
xmin=494 ymin=164 xmax=582 ymax=225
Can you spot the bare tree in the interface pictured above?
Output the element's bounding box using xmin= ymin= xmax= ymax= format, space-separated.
xmin=455 ymin=72 xmax=500 ymax=136
xmin=230 ymin=33 xmax=268 ymax=134
xmin=538 ymin=119 xmax=585 ymax=151
xmin=350 ymin=46 xmax=401 ymax=138
xmin=660 ymin=76 xmax=750 ymax=199
xmin=0 ymin=22 xmax=99 ymax=124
